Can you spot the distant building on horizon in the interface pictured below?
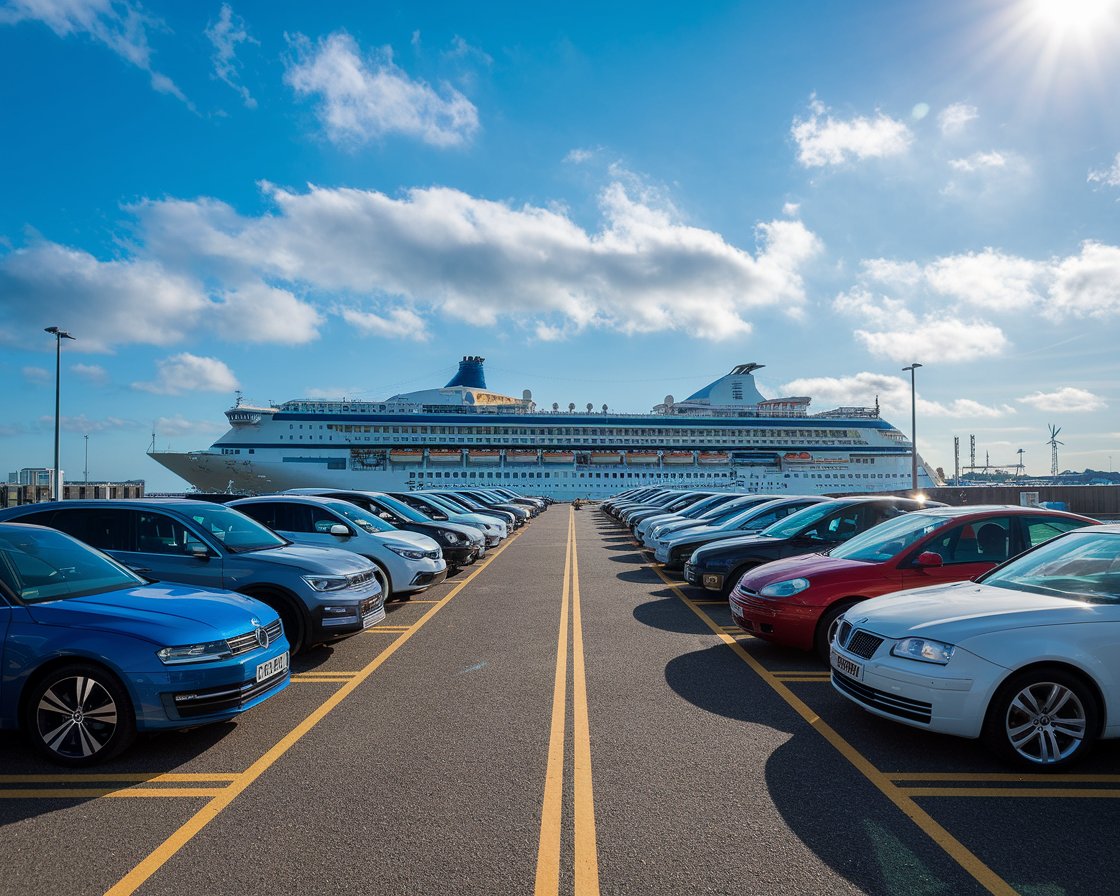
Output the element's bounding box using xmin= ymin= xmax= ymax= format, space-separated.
xmin=1 ymin=479 xmax=145 ymax=508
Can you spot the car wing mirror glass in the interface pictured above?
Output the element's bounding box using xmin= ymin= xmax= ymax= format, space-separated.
xmin=915 ymin=551 xmax=944 ymax=568
xmin=189 ymin=544 xmax=210 ymax=560
xmin=329 ymin=524 xmax=351 ymax=537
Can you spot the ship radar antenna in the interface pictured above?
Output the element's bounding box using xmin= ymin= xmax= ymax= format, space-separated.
xmin=234 ymin=389 xmax=243 ymax=408
xmin=1047 ymin=424 xmax=1064 ymax=476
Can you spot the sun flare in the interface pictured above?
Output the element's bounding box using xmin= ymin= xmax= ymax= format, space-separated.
xmin=1028 ymin=0 xmax=1119 ymax=34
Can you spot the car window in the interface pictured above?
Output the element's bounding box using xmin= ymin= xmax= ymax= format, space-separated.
xmin=328 ymin=502 xmax=394 ymax=533
xmin=136 ymin=511 xmax=204 ymax=555
xmin=0 ymin=527 xmax=142 ymax=602
xmin=1022 ymin=516 xmax=1091 ymax=549
xmin=981 ymin=529 xmax=1120 ymax=602
xmin=183 ymin=504 xmax=286 ymax=551
xmin=38 ymin=508 xmax=132 ymax=551
xmin=924 ymin=517 xmax=1012 ymax=565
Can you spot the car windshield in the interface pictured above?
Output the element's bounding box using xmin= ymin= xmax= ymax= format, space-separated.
xmin=827 ymin=512 xmax=953 ymax=563
xmin=369 ymin=494 xmax=427 ymax=523
xmin=757 ymin=501 xmax=839 ymax=539
xmin=327 ymin=502 xmax=396 ymax=533
xmin=979 ymin=529 xmax=1120 ymax=603
xmin=186 ymin=504 xmax=287 ymax=552
xmin=0 ymin=526 xmax=143 ymax=603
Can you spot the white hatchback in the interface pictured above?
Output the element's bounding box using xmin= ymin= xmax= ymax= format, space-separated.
xmin=830 ymin=524 xmax=1120 ymax=769
xmin=231 ymin=496 xmax=447 ymax=601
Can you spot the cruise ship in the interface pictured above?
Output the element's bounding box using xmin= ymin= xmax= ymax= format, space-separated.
xmin=148 ymin=357 xmax=940 ymax=499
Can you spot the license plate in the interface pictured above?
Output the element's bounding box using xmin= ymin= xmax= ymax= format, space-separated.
xmin=363 ymin=604 xmax=386 ymax=628
xmin=831 ymin=649 xmax=863 ymax=681
xmin=256 ymin=651 xmax=289 ymax=682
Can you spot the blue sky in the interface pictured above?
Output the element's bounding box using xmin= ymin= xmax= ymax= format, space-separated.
xmin=2 ymin=0 xmax=1118 ymax=490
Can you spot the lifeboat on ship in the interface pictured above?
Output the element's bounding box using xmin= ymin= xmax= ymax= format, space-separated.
xmin=428 ymin=449 xmax=463 ymax=463
xmin=783 ymin=451 xmax=813 ymax=463
xmin=625 ymin=451 xmax=659 ymax=464
xmin=389 ymin=449 xmax=423 ymax=463
xmin=590 ymin=451 xmax=623 ymax=464
xmin=697 ymin=452 xmax=730 ymax=464
xmin=506 ymin=449 xmax=538 ymax=463
xmin=542 ymin=451 xmax=575 ymax=463
xmin=663 ymin=451 xmax=695 ymax=465
xmin=467 ymin=449 xmax=500 ymax=464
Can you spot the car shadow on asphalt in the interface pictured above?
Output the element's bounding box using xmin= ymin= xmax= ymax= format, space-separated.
xmin=632 ymin=596 xmax=715 ymax=635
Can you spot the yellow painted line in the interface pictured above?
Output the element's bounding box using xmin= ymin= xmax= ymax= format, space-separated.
xmin=771 ymin=675 xmax=833 ymax=683
xmin=0 ymin=773 xmax=238 ymax=783
xmin=901 ymin=787 xmax=1120 ymax=799
xmin=534 ymin=512 xmax=571 ymax=896
xmin=693 ymin=600 xmax=728 ymax=606
xmin=570 ymin=510 xmax=600 ymax=896
xmin=654 ymin=565 xmax=1019 ymax=896
xmin=290 ymin=677 xmax=353 ymax=684
xmin=890 ymin=772 xmax=1120 ymax=783
xmin=292 ymin=671 xmax=361 ymax=677
xmin=0 ymin=788 xmax=227 ymax=799
xmin=106 ymin=527 xmax=526 ymax=896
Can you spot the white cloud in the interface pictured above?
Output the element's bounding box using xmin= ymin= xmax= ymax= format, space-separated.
xmin=0 ymin=0 xmax=191 ymax=106
xmin=565 ymin=148 xmax=595 ymax=164
xmin=153 ymin=414 xmax=226 ymax=439
xmin=205 ymin=3 xmax=257 ymax=109
xmin=71 ymin=362 xmax=109 ymax=385
xmin=925 ymin=249 xmax=1046 ymax=312
xmin=782 ymin=202 xmax=800 ymax=217
xmin=22 ymin=365 xmax=50 ymax=383
xmin=132 ymin=353 xmax=239 ymax=395
xmin=791 ymin=98 xmax=912 ymax=167
xmin=1019 ymin=387 xmax=1107 ymax=412
xmin=938 ymin=103 xmax=978 ymax=136
xmin=213 ymin=283 xmax=323 ymax=344
xmin=340 ymin=307 xmax=430 ymax=341
xmin=57 ymin=413 xmax=140 ymax=434
xmin=284 ymin=31 xmax=479 ymax=148
xmin=948 ymin=151 xmax=1008 ymax=173
xmin=854 ymin=317 xmax=1009 ymax=363
xmin=782 ymin=372 xmax=1012 ymax=420
xmin=1088 ymin=152 xmax=1120 ymax=188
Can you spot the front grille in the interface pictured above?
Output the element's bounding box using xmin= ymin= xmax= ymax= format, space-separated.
xmin=832 ymin=671 xmax=932 ymax=724
xmin=226 ymin=618 xmax=284 ymax=656
xmin=846 ymin=630 xmax=884 ymax=660
xmin=168 ymin=669 xmax=288 ymax=719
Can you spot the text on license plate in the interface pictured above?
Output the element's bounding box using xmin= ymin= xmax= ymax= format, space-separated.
xmin=831 ymin=650 xmax=863 ymax=681
xmin=256 ymin=652 xmax=289 ymax=683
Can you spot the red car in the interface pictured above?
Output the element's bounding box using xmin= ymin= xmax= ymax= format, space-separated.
xmin=730 ymin=505 xmax=1098 ymax=660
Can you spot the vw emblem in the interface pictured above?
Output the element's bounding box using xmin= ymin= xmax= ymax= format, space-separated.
xmin=255 ymin=625 xmax=270 ymax=649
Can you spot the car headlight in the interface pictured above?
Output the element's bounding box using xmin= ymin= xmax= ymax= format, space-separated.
xmin=302 ymin=574 xmax=351 ymax=592
xmin=156 ymin=640 xmax=232 ymax=664
xmin=891 ymin=637 xmax=956 ymax=665
xmin=386 ymin=544 xmax=427 ymax=560
xmin=758 ymin=577 xmax=810 ymax=598
xmin=436 ymin=529 xmax=462 ymax=543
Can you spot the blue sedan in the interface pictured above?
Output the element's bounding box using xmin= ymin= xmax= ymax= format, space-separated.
xmin=0 ymin=523 xmax=290 ymax=765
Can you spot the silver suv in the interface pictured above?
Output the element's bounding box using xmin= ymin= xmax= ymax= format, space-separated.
xmin=0 ymin=500 xmax=385 ymax=654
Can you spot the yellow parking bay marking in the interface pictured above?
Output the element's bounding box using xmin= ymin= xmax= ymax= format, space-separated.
xmin=890 ymin=772 xmax=1120 ymax=783
xmin=900 ymin=787 xmax=1120 ymax=798
xmin=106 ymin=527 xmax=526 ymax=896
xmin=652 ymin=564 xmax=1019 ymax=896
xmin=0 ymin=773 xmax=238 ymax=783
xmin=771 ymin=673 xmax=832 ymax=683
xmin=0 ymin=772 xmax=238 ymax=799
xmin=535 ymin=509 xmax=600 ymax=896
xmin=0 ymin=787 xmax=228 ymax=799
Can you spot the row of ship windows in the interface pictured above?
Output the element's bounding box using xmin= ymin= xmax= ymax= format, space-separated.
xmin=274 ymin=436 xmax=865 ymax=446
xmin=303 ymin=424 xmax=863 ymax=439
xmin=406 ymin=470 xmax=903 ymax=480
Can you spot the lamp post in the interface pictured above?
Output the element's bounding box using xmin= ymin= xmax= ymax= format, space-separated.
xmin=902 ymin=363 xmax=922 ymax=493
xmin=44 ymin=326 xmax=76 ymax=500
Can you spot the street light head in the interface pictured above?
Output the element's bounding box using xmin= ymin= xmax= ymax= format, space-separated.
xmin=902 ymin=363 xmax=923 ymax=372
xmin=45 ymin=326 xmax=59 ymax=335
xmin=44 ymin=326 xmax=75 ymax=340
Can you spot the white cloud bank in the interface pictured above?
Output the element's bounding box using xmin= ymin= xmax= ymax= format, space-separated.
xmin=791 ymin=98 xmax=912 ymax=167
xmin=0 ymin=0 xmax=191 ymax=105
xmin=284 ymin=31 xmax=479 ymax=148
xmin=834 ymin=243 xmax=1120 ymax=363
xmin=132 ymin=353 xmax=239 ymax=395
xmin=1018 ymin=387 xmax=1106 ymax=413
xmin=1088 ymin=152 xmax=1120 ymax=188
xmin=205 ymin=2 xmax=257 ymax=108
xmin=0 ymin=179 xmax=824 ymax=348
xmin=781 ymin=372 xmax=1012 ymax=421
xmin=938 ymin=103 xmax=978 ymax=136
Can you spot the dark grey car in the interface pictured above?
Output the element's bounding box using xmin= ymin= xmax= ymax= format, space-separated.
xmin=0 ymin=500 xmax=385 ymax=654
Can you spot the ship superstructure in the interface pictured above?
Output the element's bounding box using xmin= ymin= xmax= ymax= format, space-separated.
xmin=149 ymin=357 xmax=939 ymax=498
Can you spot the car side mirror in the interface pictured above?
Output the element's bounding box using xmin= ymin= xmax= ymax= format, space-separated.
xmin=189 ymin=544 xmax=210 ymax=560
xmin=329 ymin=524 xmax=351 ymax=537
xmin=915 ymin=551 xmax=944 ymax=568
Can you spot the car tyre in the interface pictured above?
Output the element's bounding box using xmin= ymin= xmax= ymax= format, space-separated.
xmin=25 ymin=663 xmax=136 ymax=766
xmin=814 ymin=601 xmax=859 ymax=663
xmin=721 ymin=565 xmax=754 ymax=601
xmin=981 ymin=668 xmax=1099 ymax=770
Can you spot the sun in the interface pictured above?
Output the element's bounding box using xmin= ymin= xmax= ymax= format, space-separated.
xmin=1027 ymin=0 xmax=1119 ymax=35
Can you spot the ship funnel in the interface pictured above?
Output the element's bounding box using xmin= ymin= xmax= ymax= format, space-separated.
xmin=445 ymin=356 xmax=488 ymax=389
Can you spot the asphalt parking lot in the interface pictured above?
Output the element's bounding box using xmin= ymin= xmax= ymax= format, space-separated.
xmin=2 ymin=505 xmax=1119 ymax=895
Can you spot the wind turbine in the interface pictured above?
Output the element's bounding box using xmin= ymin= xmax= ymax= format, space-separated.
xmin=1047 ymin=424 xmax=1064 ymax=476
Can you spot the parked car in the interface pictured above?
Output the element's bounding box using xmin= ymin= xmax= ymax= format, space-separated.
xmin=683 ymin=496 xmax=938 ymax=598
xmin=387 ymin=491 xmax=507 ymax=547
xmin=732 ymin=505 xmax=1098 ymax=659
xmin=428 ymin=492 xmax=520 ymax=529
xmin=641 ymin=494 xmax=785 ymax=548
xmin=282 ymin=489 xmax=485 ymax=572
xmin=229 ymin=495 xmax=446 ymax=602
xmin=654 ymin=497 xmax=827 ymax=569
xmin=0 ymin=500 xmax=383 ymax=655
xmin=445 ymin=490 xmax=534 ymax=523
xmin=0 ymin=522 xmax=290 ymax=764
xmin=829 ymin=523 xmax=1120 ymax=769
xmin=627 ymin=491 xmax=723 ymax=533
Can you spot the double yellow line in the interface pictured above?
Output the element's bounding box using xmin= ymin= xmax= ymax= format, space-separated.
xmin=535 ymin=509 xmax=600 ymax=895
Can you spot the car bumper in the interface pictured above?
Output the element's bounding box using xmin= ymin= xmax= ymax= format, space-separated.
xmin=312 ymin=591 xmax=387 ymax=641
xmin=407 ymin=564 xmax=448 ymax=592
xmin=729 ymin=590 xmax=817 ymax=651
xmin=444 ymin=544 xmax=479 ymax=567
xmin=830 ymin=634 xmax=1001 ymax=739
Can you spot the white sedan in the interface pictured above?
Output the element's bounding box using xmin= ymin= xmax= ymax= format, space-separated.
xmin=830 ymin=523 xmax=1120 ymax=769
